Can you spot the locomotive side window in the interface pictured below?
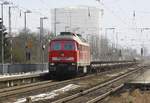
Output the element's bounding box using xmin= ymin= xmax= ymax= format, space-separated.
xmin=51 ymin=41 xmax=61 ymax=50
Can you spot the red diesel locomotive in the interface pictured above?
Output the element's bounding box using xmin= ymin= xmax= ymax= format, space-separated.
xmin=48 ymin=32 xmax=91 ymax=78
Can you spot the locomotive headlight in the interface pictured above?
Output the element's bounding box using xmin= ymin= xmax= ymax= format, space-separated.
xmin=66 ymin=57 xmax=74 ymax=60
xmin=71 ymin=63 xmax=76 ymax=65
xmin=52 ymin=57 xmax=59 ymax=60
xmin=50 ymin=63 xmax=55 ymax=65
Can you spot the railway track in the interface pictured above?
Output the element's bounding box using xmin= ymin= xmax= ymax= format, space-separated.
xmin=0 ymin=61 xmax=139 ymax=103
xmin=0 ymin=61 xmax=137 ymax=89
xmin=52 ymin=65 xmax=146 ymax=103
xmin=0 ymin=69 xmax=121 ymax=99
xmin=0 ymin=61 xmax=136 ymax=89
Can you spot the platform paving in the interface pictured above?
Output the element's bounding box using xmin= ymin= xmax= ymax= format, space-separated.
xmin=129 ymin=69 xmax=150 ymax=84
xmin=125 ymin=69 xmax=150 ymax=89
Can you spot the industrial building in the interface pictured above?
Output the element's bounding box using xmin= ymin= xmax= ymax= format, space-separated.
xmin=51 ymin=6 xmax=101 ymax=36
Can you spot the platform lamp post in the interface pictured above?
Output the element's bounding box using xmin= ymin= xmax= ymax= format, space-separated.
xmin=24 ymin=10 xmax=31 ymax=34
xmin=40 ymin=17 xmax=48 ymax=71
xmin=54 ymin=8 xmax=57 ymax=36
xmin=24 ymin=10 xmax=31 ymax=62
xmin=1 ymin=1 xmax=9 ymax=74
xmin=8 ymin=6 xmax=17 ymax=64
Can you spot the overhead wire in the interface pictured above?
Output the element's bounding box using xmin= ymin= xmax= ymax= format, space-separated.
xmin=97 ymin=1 xmax=140 ymax=35
xmin=39 ymin=0 xmax=50 ymax=10
xmin=95 ymin=0 xmax=143 ymax=58
xmin=38 ymin=0 xmax=52 ymax=22
xmin=96 ymin=0 xmax=131 ymax=28
xmin=100 ymin=0 xmax=150 ymax=56
xmin=3 ymin=0 xmax=50 ymax=32
xmin=96 ymin=0 xmax=146 ymax=31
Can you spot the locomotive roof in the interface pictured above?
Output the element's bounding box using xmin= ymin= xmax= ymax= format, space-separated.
xmin=51 ymin=33 xmax=89 ymax=46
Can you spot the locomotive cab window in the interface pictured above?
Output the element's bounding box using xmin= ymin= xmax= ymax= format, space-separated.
xmin=51 ymin=41 xmax=61 ymax=50
xmin=63 ymin=41 xmax=75 ymax=50
xmin=51 ymin=40 xmax=77 ymax=50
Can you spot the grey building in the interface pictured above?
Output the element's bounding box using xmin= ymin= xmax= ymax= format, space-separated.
xmin=51 ymin=6 xmax=101 ymax=36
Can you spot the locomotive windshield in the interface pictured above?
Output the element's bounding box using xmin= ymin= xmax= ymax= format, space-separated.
xmin=51 ymin=40 xmax=76 ymax=50
xmin=51 ymin=41 xmax=61 ymax=50
xmin=64 ymin=41 xmax=75 ymax=50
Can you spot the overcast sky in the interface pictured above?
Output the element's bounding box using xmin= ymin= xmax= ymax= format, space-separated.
xmin=2 ymin=0 xmax=150 ymax=54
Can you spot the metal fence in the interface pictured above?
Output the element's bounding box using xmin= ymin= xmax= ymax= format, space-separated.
xmin=0 ymin=63 xmax=48 ymax=74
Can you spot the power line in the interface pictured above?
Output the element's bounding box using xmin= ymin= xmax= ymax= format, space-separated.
xmin=39 ymin=0 xmax=51 ymax=10
xmin=96 ymin=0 xmax=133 ymax=28
xmin=2 ymin=0 xmax=50 ymax=33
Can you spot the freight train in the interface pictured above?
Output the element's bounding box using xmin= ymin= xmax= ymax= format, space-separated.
xmin=48 ymin=32 xmax=91 ymax=78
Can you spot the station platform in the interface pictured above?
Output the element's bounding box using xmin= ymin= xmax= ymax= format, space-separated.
xmin=125 ymin=69 xmax=150 ymax=89
xmin=0 ymin=70 xmax=48 ymax=82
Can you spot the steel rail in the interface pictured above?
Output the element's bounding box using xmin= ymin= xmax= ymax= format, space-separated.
xmin=0 ymin=61 xmax=136 ymax=89
xmin=0 ymin=70 xmax=112 ymax=98
xmin=52 ymin=65 xmax=144 ymax=103
xmin=86 ymin=84 xmax=124 ymax=103
xmin=0 ymin=61 xmax=138 ymax=100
